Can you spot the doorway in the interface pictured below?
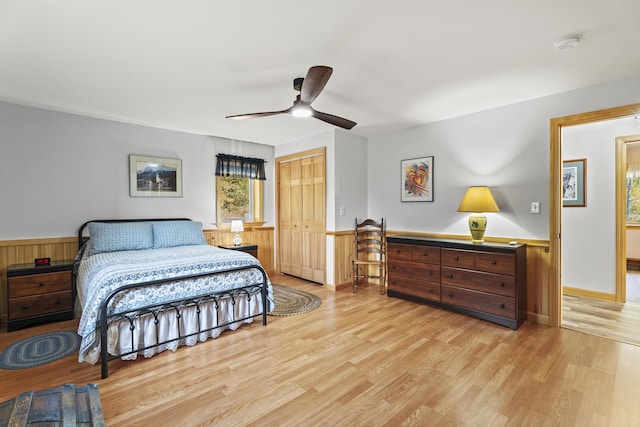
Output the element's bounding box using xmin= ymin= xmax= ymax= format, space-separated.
xmin=550 ymin=104 xmax=640 ymax=328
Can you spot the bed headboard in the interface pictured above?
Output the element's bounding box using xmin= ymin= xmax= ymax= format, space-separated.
xmin=77 ymin=218 xmax=191 ymax=250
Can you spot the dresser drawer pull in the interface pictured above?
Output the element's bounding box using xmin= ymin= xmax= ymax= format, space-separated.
xmin=499 ymin=283 xmax=506 ymax=287
xmin=39 ymin=282 xmax=45 ymax=287
xmin=22 ymin=304 xmax=30 ymax=310
xmin=422 ymin=253 xmax=428 ymax=257
xmin=55 ymin=299 xmax=61 ymax=304
xmin=454 ymin=256 xmax=459 ymax=261
xmin=448 ymin=274 xmax=453 ymax=279
xmin=428 ymin=289 xmax=433 ymax=293
xmin=492 ymin=260 xmax=497 ymax=265
xmin=499 ymin=303 xmax=505 ymax=308
xmin=428 ymin=271 xmax=433 ymax=276
xmin=448 ymin=293 xmax=453 ymax=297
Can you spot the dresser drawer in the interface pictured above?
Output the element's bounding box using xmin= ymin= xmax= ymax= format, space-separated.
xmin=441 ymin=267 xmax=516 ymax=297
xmin=441 ymin=249 xmax=515 ymax=275
xmin=8 ymin=290 xmax=73 ymax=320
xmin=388 ymin=259 xmax=440 ymax=281
xmin=441 ymin=249 xmax=475 ymax=269
xmin=8 ymin=271 xmax=72 ymax=298
xmin=388 ymin=275 xmax=440 ymax=301
xmin=441 ymin=285 xmax=516 ymax=319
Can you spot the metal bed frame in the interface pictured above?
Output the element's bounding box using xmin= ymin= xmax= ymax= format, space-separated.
xmin=75 ymin=219 xmax=269 ymax=379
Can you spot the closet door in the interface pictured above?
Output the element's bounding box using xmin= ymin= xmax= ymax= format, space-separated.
xmin=300 ymin=157 xmax=314 ymax=280
xmin=277 ymin=149 xmax=325 ymax=284
xmin=312 ymin=154 xmax=325 ymax=283
xmin=279 ymin=161 xmax=292 ymax=275
xmin=289 ymin=159 xmax=302 ymax=278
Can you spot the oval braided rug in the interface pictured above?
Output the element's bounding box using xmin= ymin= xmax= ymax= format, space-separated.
xmin=269 ymin=284 xmax=322 ymax=316
xmin=0 ymin=330 xmax=81 ymax=370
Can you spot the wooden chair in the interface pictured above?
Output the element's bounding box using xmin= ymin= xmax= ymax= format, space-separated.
xmin=352 ymin=218 xmax=386 ymax=294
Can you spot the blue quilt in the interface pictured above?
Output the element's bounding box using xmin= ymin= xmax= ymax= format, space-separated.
xmin=76 ymin=244 xmax=272 ymax=363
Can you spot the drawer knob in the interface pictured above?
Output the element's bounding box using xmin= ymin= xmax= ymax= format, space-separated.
xmin=55 ymin=299 xmax=61 ymax=304
xmin=500 ymin=303 xmax=505 ymax=308
xmin=428 ymin=289 xmax=433 ymax=293
xmin=428 ymin=271 xmax=433 ymax=276
xmin=39 ymin=282 xmax=45 ymax=287
xmin=448 ymin=293 xmax=453 ymax=297
xmin=21 ymin=304 xmax=30 ymax=310
xmin=422 ymin=253 xmax=428 ymax=257
xmin=492 ymin=260 xmax=497 ymax=265
xmin=448 ymin=274 xmax=453 ymax=279
xmin=454 ymin=256 xmax=459 ymax=261
xmin=499 ymin=283 xmax=506 ymax=287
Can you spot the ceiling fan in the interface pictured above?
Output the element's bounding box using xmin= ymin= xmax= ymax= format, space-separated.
xmin=225 ymin=66 xmax=357 ymax=130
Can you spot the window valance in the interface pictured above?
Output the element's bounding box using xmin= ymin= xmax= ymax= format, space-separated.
xmin=215 ymin=154 xmax=266 ymax=180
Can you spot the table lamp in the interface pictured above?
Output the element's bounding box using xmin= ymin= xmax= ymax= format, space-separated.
xmin=457 ymin=186 xmax=499 ymax=243
xmin=230 ymin=220 xmax=244 ymax=246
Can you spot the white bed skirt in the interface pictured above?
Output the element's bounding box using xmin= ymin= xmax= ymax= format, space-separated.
xmin=84 ymin=292 xmax=264 ymax=364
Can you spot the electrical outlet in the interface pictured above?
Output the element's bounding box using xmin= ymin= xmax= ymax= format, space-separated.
xmin=339 ymin=207 xmax=345 ymax=216
xmin=530 ymin=202 xmax=540 ymax=214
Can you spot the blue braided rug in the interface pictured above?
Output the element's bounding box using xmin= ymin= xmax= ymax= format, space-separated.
xmin=0 ymin=330 xmax=81 ymax=370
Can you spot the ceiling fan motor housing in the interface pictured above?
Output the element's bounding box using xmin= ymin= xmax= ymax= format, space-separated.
xmin=293 ymin=77 xmax=304 ymax=92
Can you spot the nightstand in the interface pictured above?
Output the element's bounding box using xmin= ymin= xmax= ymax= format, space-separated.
xmin=218 ymin=244 xmax=258 ymax=258
xmin=6 ymin=260 xmax=74 ymax=332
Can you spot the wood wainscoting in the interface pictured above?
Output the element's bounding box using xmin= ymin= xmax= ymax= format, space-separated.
xmin=0 ymin=226 xmax=274 ymax=324
xmin=331 ymin=230 xmax=551 ymax=325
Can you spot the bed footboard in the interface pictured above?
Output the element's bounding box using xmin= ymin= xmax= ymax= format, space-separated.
xmin=98 ymin=265 xmax=268 ymax=379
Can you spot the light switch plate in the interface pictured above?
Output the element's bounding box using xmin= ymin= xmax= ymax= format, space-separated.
xmin=530 ymin=202 xmax=540 ymax=214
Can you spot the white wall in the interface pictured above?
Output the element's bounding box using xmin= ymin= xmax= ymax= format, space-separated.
xmin=367 ymin=76 xmax=640 ymax=242
xmin=562 ymin=118 xmax=640 ymax=293
xmin=0 ymin=102 xmax=275 ymax=240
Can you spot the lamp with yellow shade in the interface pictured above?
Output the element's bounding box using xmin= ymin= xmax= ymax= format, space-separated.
xmin=457 ymin=186 xmax=499 ymax=244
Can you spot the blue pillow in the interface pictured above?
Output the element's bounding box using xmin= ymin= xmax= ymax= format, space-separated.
xmin=88 ymin=222 xmax=154 ymax=255
xmin=152 ymin=221 xmax=207 ymax=248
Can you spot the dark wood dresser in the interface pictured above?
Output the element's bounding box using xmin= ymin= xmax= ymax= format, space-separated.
xmin=387 ymin=236 xmax=527 ymax=329
xmin=6 ymin=260 xmax=74 ymax=332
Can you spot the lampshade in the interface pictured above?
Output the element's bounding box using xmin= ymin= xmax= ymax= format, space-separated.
xmin=230 ymin=220 xmax=244 ymax=233
xmin=457 ymin=186 xmax=499 ymax=213
xmin=457 ymin=186 xmax=499 ymax=244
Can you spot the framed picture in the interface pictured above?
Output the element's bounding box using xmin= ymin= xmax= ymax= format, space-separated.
xmin=401 ymin=156 xmax=433 ymax=202
xmin=562 ymin=158 xmax=586 ymax=207
xmin=129 ymin=155 xmax=182 ymax=197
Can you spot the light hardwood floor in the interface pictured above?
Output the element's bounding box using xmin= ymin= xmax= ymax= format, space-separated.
xmin=2 ymin=274 xmax=640 ymax=426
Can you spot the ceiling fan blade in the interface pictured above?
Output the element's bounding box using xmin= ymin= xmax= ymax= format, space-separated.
xmin=226 ymin=108 xmax=290 ymax=120
xmin=311 ymin=109 xmax=357 ymax=130
xmin=299 ymin=66 xmax=333 ymax=104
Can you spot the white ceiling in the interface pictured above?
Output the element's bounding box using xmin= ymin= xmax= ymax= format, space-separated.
xmin=2 ymin=1 xmax=640 ymax=146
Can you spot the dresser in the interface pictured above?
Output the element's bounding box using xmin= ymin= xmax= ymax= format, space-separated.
xmin=387 ymin=236 xmax=527 ymax=329
xmin=6 ymin=260 xmax=74 ymax=332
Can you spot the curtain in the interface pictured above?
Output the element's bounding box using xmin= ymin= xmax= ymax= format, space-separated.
xmin=215 ymin=154 xmax=266 ymax=180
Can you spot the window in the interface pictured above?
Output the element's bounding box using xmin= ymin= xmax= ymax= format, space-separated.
xmin=215 ymin=154 xmax=266 ymax=226
xmin=627 ymin=162 xmax=640 ymax=223
xmin=216 ymin=176 xmax=263 ymax=224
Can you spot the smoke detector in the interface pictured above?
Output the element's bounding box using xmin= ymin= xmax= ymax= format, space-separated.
xmin=554 ymin=34 xmax=582 ymax=50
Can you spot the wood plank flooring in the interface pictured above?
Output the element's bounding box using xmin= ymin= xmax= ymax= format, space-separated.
xmin=2 ymin=274 xmax=640 ymax=426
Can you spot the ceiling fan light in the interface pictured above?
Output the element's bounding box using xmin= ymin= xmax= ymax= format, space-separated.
xmin=554 ymin=34 xmax=581 ymax=50
xmin=291 ymin=105 xmax=312 ymax=118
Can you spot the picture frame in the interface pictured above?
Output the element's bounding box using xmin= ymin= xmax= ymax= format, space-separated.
xmin=562 ymin=158 xmax=586 ymax=207
xmin=129 ymin=155 xmax=182 ymax=197
xmin=401 ymin=156 xmax=433 ymax=202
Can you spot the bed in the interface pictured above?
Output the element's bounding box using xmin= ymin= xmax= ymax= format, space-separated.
xmin=73 ymin=218 xmax=272 ymax=379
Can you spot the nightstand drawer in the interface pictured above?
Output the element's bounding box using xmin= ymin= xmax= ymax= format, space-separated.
xmin=8 ymin=291 xmax=73 ymax=320
xmin=8 ymin=271 xmax=72 ymax=298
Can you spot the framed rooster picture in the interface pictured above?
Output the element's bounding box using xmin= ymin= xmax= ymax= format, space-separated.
xmin=401 ymin=156 xmax=433 ymax=202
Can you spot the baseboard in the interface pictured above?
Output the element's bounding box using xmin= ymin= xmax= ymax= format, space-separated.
xmin=527 ymin=312 xmax=549 ymax=326
xmin=562 ymin=286 xmax=617 ymax=301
